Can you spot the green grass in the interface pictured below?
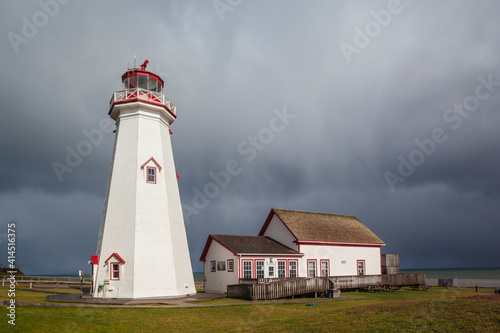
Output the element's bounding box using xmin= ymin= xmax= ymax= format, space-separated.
xmin=2 ymin=287 xmax=499 ymax=332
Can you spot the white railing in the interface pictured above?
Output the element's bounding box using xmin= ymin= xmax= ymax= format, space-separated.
xmin=110 ymin=88 xmax=176 ymax=115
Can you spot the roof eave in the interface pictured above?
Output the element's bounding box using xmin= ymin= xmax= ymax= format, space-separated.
xmin=237 ymin=253 xmax=304 ymax=257
xmin=296 ymin=240 xmax=386 ymax=246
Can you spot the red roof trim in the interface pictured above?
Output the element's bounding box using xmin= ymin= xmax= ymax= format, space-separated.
xmin=258 ymin=208 xmax=298 ymax=241
xmin=104 ymin=253 xmax=126 ymax=264
xmin=109 ymin=99 xmax=177 ymax=119
xmin=199 ymin=235 xmax=238 ymax=262
xmin=297 ymin=240 xmax=385 ymax=247
xmin=141 ymin=157 xmax=162 ymax=171
xmin=199 ymin=237 xmax=212 ymax=262
xmin=238 ymin=254 xmax=303 ymax=258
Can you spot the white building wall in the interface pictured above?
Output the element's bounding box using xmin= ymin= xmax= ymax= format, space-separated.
xmin=204 ymin=241 xmax=239 ymax=293
xmin=298 ymin=244 xmax=382 ymax=277
xmin=261 ymin=215 xmax=298 ymax=251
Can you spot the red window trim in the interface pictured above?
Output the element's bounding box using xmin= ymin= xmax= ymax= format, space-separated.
xmin=104 ymin=253 xmax=125 ymax=264
xmin=140 ymin=157 xmax=162 ymax=171
xmin=288 ymin=259 xmax=298 ymax=278
xmin=320 ymin=259 xmax=330 ymax=277
xmin=357 ymin=259 xmax=366 ymax=276
xmin=307 ymin=259 xmax=317 ymax=278
xmin=227 ymin=259 xmax=234 ymax=272
xmin=255 ymin=259 xmax=265 ymax=279
xmin=147 ymin=166 xmax=157 ymax=184
xmin=210 ymin=261 xmax=216 ymax=272
xmin=241 ymin=259 xmax=253 ymax=279
xmin=110 ymin=262 xmax=120 ymax=280
xmin=277 ymin=260 xmax=287 ymax=278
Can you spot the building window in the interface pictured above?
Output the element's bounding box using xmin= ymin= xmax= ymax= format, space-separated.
xmin=147 ymin=167 xmax=156 ymax=184
xmin=268 ymin=266 xmax=274 ymax=277
xmin=243 ymin=260 xmax=252 ymax=279
xmin=357 ymin=260 xmax=365 ymax=276
xmin=217 ymin=261 xmax=226 ymax=271
xmin=308 ymin=260 xmax=316 ymax=278
xmin=289 ymin=260 xmax=297 ymax=278
xmin=256 ymin=261 xmax=265 ymax=279
xmin=278 ymin=260 xmax=286 ymax=278
xmin=210 ymin=261 xmax=216 ymax=272
xmin=321 ymin=260 xmax=329 ymax=277
xmin=227 ymin=259 xmax=234 ymax=272
xmin=110 ymin=263 xmax=120 ymax=280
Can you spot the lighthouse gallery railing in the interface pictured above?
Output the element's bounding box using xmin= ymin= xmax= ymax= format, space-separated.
xmin=110 ymin=88 xmax=176 ymax=115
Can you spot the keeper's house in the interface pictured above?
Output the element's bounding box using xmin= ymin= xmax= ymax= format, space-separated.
xmin=200 ymin=208 xmax=385 ymax=293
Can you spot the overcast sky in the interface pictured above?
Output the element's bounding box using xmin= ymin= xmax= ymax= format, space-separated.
xmin=1 ymin=0 xmax=499 ymax=275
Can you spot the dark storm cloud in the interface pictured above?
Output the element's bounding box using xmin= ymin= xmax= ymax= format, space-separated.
xmin=0 ymin=0 xmax=499 ymax=274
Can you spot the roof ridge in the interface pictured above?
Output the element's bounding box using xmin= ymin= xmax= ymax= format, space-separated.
xmin=273 ymin=208 xmax=358 ymax=219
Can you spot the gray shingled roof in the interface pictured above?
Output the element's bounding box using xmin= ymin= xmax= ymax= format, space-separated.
xmin=211 ymin=234 xmax=300 ymax=255
xmin=272 ymin=208 xmax=385 ymax=244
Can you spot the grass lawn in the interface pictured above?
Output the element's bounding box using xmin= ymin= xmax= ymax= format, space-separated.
xmin=1 ymin=287 xmax=499 ymax=332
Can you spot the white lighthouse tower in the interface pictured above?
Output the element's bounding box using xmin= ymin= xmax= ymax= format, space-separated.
xmin=91 ymin=60 xmax=196 ymax=298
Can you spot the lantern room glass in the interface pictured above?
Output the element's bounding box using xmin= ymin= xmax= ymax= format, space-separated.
xmin=123 ymin=73 xmax=163 ymax=93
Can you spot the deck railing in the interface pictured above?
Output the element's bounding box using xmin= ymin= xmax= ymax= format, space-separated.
xmin=228 ymin=274 xmax=426 ymax=300
xmin=228 ymin=277 xmax=332 ymax=300
xmin=110 ymin=88 xmax=176 ymax=115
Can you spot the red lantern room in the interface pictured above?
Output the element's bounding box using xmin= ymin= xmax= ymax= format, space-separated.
xmin=109 ymin=60 xmax=176 ymax=121
xmin=121 ymin=66 xmax=164 ymax=93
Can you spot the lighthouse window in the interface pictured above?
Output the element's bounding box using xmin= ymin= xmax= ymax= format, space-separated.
xmin=138 ymin=75 xmax=147 ymax=90
xmin=111 ymin=263 xmax=120 ymax=280
xmin=147 ymin=167 xmax=156 ymax=184
xmin=125 ymin=75 xmax=137 ymax=89
xmin=148 ymin=77 xmax=158 ymax=92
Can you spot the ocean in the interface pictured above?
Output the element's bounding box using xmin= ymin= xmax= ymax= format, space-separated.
xmin=400 ymin=268 xmax=500 ymax=279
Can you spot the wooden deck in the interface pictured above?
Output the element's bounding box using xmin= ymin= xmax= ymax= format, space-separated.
xmin=227 ymin=274 xmax=426 ymax=300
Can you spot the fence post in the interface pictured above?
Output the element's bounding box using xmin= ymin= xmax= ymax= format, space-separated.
xmin=30 ymin=279 xmax=33 ymax=289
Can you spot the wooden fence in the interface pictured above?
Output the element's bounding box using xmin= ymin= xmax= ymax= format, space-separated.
xmin=381 ymin=273 xmax=425 ymax=286
xmin=228 ymin=277 xmax=331 ymax=300
xmin=330 ymin=275 xmax=380 ymax=289
xmin=228 ymin=273 xmax=426 ymax=300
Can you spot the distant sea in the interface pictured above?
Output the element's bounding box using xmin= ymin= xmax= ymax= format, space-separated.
xmin=400 ymin=268 xmax=500 ymax=279
xmin=193 ymin=272 xmax=204 ymax=283
xmin=29 ymin=269 xmax=500 ymax=281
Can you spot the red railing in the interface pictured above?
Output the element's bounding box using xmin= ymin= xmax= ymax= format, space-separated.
xmin=110 ymin=88 xmax=176 ymax=115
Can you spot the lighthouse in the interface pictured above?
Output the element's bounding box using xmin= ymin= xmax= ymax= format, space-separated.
xmin=91 ymin=60 xmax=196 ymax=298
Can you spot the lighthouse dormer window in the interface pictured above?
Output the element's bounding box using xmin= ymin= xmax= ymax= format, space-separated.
xmin=111 ymin=263 xmax=120 ymax=280
xmin=147 ymin=167 xmax=156 ymax=184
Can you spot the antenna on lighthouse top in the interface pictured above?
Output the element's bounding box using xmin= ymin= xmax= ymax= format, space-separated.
xmin=134 ymin=54 xmax=137 ymax=68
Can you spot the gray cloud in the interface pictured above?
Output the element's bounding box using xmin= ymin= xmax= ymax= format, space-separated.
xmin=0 ymin=0 xmax=499 ymax=274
